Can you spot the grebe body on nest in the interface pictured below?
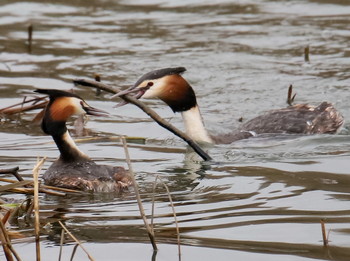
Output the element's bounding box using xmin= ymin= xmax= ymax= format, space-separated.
xmin=35 ymin=89 xmax=130 ymax=192
xmin=115 ymin=67 xmax=343 ymax=144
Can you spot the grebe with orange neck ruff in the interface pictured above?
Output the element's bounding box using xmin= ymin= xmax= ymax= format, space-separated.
xmin=35 ymin=89 xmax=130 ymax=192
xmin=114 ymin=67 xmax=343 ymax=144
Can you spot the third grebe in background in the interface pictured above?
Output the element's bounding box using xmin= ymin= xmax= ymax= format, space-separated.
xmin=113 ymin=67 xmax=343 ymax=144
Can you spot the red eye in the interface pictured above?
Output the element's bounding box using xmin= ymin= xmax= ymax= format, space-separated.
xmin=147 ymin=82 xmax=154 ymax=87
xmin=80 ymin=100 xmax=87 ymax=110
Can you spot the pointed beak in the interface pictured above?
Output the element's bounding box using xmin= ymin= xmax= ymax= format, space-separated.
xmin=110 ymin=82 xmax=153 ymax=108
xmin=83 ymin=104 xmax=109 ymax=117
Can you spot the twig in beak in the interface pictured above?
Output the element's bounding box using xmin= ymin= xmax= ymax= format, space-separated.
xmin=73 ymin=78 xmax=213 ymax=161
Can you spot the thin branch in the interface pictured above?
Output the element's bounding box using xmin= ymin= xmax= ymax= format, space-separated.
xmin=287 ymin=85 xmax=296 ymax=106
xmin=304 ymin=45 xmax=310 ymax=63
xmin=27 ymin=24 xmax=33 ymax=53
xmin=0 ymin=216 xmax=22 ymax=261
xmin=0 ymin=101 xmax=47 ymax=115
xmin=58 ymin=221 xmax=95 ymax=261
xmin=58 ymin=229 xmax=65 ymax=261
xmin=33 ymin=157 xmax=46 ymax=261
xmin=0 ymin=96 xmax=46 ymax=113
xmin=0 ymin=219 xmax=14 ymax=261
xmin=0 ymin=181 xmax=33 ymax=192
xmin=320 ymin=219 xmax=328 ymax=247
xmin=153 ymin=176 xmax=181 ymax=259
xmin=74 ymin=78 xmax=212 ymax=161
xmin=70 ymin=245 xmax=79 ymax=261
xmin=0 ymin=167 xmax=23 ymax=181
xmin=2 ymin=210 xmax=12 ymax=225
xmin=0 ymin=177 xmax=83 ymax=196
xmin=120 ymin=137 xmax=157 ymax=250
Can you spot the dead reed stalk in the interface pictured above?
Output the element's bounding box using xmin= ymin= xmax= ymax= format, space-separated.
xmin=0 ymin=220 xmax=14 ymax=261
xmin=32 ymin=157 xmax=46 ymax=261
xmin=0 ymin=215 xmax=22 ymax=261
xmin=27 ymin=24 xmax=33 ymax=52
xmin=120 ymin=136 xmax=158 ymax=250
xmin=304 ymin=45 xmax=310 ymax=63
xmin=287 ymin=85 xmax=296 ymax=106
xmin=151 ymin=176 xmax=181 ymax=259
xmin=0 ymin=177 xmax=83 ymax=196
xmin=320 ymin=219 xmax=329 ymax=247
xmin=58 ymin=228 xmax=65 ymax=261
xmin=58 ymin=221 xmax=95 ymax=261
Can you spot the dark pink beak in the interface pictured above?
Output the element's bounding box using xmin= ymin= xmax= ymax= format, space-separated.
xmin=111 ymin=82 xmax=153 ymax=108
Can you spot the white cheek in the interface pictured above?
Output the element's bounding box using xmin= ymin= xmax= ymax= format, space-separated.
xmin=141 ymin=80 xmax=164 ymax=99
xmin=70 ymin=97 xmax=85 ymax=115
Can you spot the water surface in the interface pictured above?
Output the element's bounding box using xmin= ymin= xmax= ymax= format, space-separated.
xmin=1 ymin=0 xmax=350 ymax=260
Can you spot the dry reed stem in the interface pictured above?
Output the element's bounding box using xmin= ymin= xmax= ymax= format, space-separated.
xmin=0 ymin=181 xmax=33 ymax=192
xmin=58 ymin=228 xmax=65 ymax=261
xmin=70 ymin=244 xmax=79 ymax=261
xmin=0 ymin=96 xmax=46 ymax=113
xmin=0 ymin=177 xmax=82 ymax=196
xmin=120 ymin=137 xmax=158 ymax=250
xmin=58 ymin=221 xmax=95 ymax=261
xmin=27 ymin=24 xmax=33 ymax=52
xmin=74 ymin=78 xmax=212 ymax=161
xmin=304 ymin=45 xmax=310 ymax=63
xmin=33 ymin=157 xmax=46 ymax=261
xmin=320 ymin=219 xmax=328 ymax=247
xmin=0 ymin=101 xmax=47 ymax=115
xmin=2 ymin=187 xmax=63 ymax=196
xmin=0 ymin=167 xmax=23 ymax=182
xmin=0 ymin=220 xmax=14 ymax=261
xmin=2 ymin=210 xmax=12 ymax=225
xmin=152 ymin=176 xmax=181 ymax=259
xmin=40 ymin=184 xmax=84 ymax=194
xmin=74 ymin=135 xmax=146 ymax=143
xmin=0 ymin=217 xmax=22 ymax=261
xmin=287 ymin=84 xmax=296 ymax=106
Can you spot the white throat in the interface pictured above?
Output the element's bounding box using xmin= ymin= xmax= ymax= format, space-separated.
xmin=181 ymin=106 xmax=213 ymax=144
xmin=62 ymin=131 xmax=90 ymax=159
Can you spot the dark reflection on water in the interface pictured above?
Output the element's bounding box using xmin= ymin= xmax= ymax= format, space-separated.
xmin=1 ymin=0 xmax=350 ymax=260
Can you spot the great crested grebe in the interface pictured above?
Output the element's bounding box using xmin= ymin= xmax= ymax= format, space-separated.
xmin=35 ymin=89 xmax=130 ymax=192
xmin=114 ymin=67 xmax=343 ymax=144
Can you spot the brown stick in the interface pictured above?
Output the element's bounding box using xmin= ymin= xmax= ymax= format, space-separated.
xmin=0 ymin=216 xmax=22 ymax=261
xmin=58 ymin=228 xmax=65 ymax=261
xmin=73 ymin=78 xmax=212 ymax=161
xmin=0 ymin=177 xmax=82 ymax=195
xmin=27 ymin=24 xmax=33 ymax=52
xmin=33 ymin=157 xmax=46 ymax=261
xmin=304 ymin=45 xmax=310 ymax=63
xmin=320 ymin=219 xmax=328 ymax=247
xmin=0 ymin=167 xmax=23 ymax=182
xmin=286 ymin=85 xmax=296 ymax=106
xmin=58 ymin=221 xmax=95 ymax=261
xmin=152 ymin=176 xmax=181 ymax=259
xmin=0 ymin=101 xmax=47 ymax=115
xmin=0 ymin=181 xmax=33 ymax=192
xmin=0 ymin=97 xmax=46 ymax=113
xmin=0 ymin=219 xmax=14 ymax=261
xmin=120 ymin=137 xmax=158 ymax=250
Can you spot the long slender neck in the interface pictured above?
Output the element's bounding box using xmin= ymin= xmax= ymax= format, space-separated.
xmin=181 ymin=105 xmax=213 ymax=144
xmin=52 ymin=130 xmax=90 ymax=163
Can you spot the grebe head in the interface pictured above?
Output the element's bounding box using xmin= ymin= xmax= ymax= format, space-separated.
xmin=35 ymin=89 xmax=108 ymax=135
xmin=113 ymin=67 xmax=197 ymax=112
